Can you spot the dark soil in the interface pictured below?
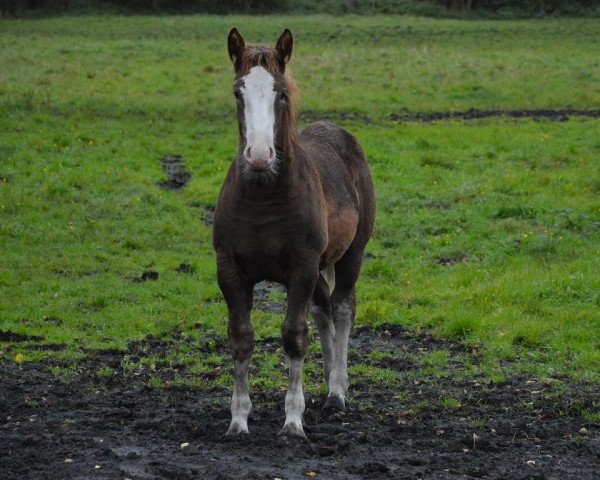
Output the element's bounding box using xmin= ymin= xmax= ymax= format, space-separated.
xmin=302 ymin=108 xmax=600 ymax=124
xmin=188 ymin=201 xmax=215 ymax=226
xmin=302 ymin=110 xmax=372 ymax=124
xmin=132 ymin=270 xmax=159 ymax=283
xmin=157 ymin=155 xmax=191 ymax=190
xmin=389 ymin=108 xmax=600 ymax=122
xmin=1 ymin=326 xmax=598 ymax=480
xmin=0 ymin=330 xmax=43 ymax=342
xmin=175 ymin=263 xmax=196 ymax=275
xmin=42 ymin=316 xmax=63 ymax=326
xmin=253 ymin=280 xmax=286 ymax=314
xmin=436 ymin=253 xmax=470 ymax=266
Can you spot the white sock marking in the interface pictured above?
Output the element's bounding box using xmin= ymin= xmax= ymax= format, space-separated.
xmin=284 ymin=357 xmax=305 ymax=432
xmin=228 ymin=357 xmax=251 ymax=434
xmin=328 ymin=300 xmax=351 ymax=400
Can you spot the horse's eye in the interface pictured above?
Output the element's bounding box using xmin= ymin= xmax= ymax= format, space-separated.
xmin=279 ymin=91 xmax=288 ymax=102
xmin=233 ymin=91 xmax=242 ymax=102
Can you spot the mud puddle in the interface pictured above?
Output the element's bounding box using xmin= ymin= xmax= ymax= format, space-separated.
xmin=157 ymin=155 xmax=191 ymax=190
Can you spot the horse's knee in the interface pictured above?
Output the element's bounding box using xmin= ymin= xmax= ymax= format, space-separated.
xmin=228 ymin=320 xmax=254 ymax=360
xmin=281 ymin=321 xmax=309 ymax=358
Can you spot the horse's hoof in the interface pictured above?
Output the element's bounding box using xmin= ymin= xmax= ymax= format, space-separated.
xmin=322 ymin=394 xmax=346 ymax=419
xmin=278 ymin=422 xmax=307 ymax=441
xmin=225 ymin=422 xmax=249 ymax=436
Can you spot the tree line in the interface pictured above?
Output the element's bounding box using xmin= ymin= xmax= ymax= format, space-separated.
xmin=1 ymin=0 xmax=598 ymax=17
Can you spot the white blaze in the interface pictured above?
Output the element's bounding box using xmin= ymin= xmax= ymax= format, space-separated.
xmin=240 ymin=66 xmax=276 ymax=165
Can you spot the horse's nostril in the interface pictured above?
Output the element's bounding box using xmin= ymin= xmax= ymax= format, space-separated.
xmin=269 ymin=147 xmax=275 ymax=159
xmin=244 ymin=147 xmax=252 ymax=159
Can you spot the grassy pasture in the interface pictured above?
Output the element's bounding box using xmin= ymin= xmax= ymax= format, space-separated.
xmin=0 ymin=15 xmax=599 ymax=388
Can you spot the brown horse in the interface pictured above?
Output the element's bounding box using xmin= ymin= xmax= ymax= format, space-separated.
xmin=212 ymin=28 xmax=375 ymax=438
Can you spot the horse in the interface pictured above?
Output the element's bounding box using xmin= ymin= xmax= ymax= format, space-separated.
xmin=212 ymin=28 xmax=375 ymax=439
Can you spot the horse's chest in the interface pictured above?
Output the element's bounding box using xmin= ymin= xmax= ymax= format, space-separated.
xmin=238 ymin=224 xmax=287 ymax=257
xmin=216 ymin=216 xmax=326 ymax=280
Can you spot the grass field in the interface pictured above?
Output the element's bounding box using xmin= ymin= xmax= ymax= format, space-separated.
xmin=1 ymin=15 xmax=599 ymax=391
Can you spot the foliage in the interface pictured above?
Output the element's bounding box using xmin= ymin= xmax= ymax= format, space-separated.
xmin=432 ymin=0 xmax=600 ymax=15
xmin=1 ymin=0 xmax=599 ymax=17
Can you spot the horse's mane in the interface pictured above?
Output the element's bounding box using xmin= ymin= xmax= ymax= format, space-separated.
xmin=239 ymin=45 xmax=300 ymax=143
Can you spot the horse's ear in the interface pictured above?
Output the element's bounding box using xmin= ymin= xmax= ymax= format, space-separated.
xmin=228 ymin=28 xmax=245 ymax=70
xmin=275 ymin=29 xmax=293 ymax=68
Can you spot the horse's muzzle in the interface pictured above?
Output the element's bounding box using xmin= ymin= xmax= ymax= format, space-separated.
xmin=244 ymin=145 xmax=275 ymax=171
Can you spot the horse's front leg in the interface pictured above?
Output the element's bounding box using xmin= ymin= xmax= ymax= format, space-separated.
xmin=279 ymin=267 xmax=319 ymax=439
xmin=217 ymin=253 xmax=254 ymax=435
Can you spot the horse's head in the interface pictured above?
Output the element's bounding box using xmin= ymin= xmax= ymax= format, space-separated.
xmin=227 ymin=28 xmax=296 ymax=176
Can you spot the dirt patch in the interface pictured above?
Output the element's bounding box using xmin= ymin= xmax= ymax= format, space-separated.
xmin=188 ymin=201 xmax=215 ymax=226
xmin=0 ymin=330 xmax=43 ymax=342
xmin=43 ymin=316 xmax=63 ymax=326
xmin=1 ymin=325 xmax=597 ymax=479
xmin=301 ymin=109 xmax=600 ymax=125
xmin=132 ymin=270 xmax=159 ymax=283
xmin=302 ymin=110 xmax=372 ymax=124
xmin=436 ymin=252 xmax=470 ymax=266
xmin=389 ymin=108 xmax=600 ymax=122
xmin=157 ymin=155 xmax=191 ymax=190
xmin=253 ymin=280 xmax=286 ymax=314
xmin=176 ymin=263 xmax=196 ymax=274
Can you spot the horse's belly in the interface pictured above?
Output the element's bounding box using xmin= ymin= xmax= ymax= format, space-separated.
xmin=321 ymin=208 xmax=359 ymax=268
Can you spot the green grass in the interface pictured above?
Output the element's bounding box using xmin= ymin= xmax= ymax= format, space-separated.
xmin=1 ymin=15 xmax=599 ymax=385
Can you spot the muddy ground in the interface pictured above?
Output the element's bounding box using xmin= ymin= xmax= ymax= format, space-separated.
xmin=301 ymin=108 xmax=600 ymax=125
xmin=157 ymin=155 xmax=191 ymax=190
xmin=1 ymin=324 xmax=598 ymax=480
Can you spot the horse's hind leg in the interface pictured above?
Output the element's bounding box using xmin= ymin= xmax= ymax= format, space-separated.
xmin=324 ymin=246 xmax=363 ymax=414
xmin=216 ymin=254 xmax=254 ymax=435
xmin=310 ymin=273 xmax=335 ymax=384
xmin=324 ymin=286 xmax=355 ymax=413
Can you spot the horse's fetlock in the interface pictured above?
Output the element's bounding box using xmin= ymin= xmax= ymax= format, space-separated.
xmin=329 ymin=368 xmax=349 ymax=393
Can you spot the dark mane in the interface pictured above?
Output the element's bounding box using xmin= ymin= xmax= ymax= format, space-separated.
xmin=239 ymin=45 xmax=300 ymax=143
